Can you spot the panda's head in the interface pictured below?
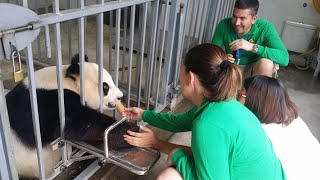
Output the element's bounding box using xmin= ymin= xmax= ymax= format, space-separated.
xmin=66 ymin=54 xmax=123 ymax=110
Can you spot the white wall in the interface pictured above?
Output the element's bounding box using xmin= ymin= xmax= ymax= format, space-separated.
xmin=258 ymin=0 xmax=320 ymax=35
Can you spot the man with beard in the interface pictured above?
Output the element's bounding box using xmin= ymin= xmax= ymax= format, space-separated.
xmin=212 ymin=0 xmax=288 ymax=78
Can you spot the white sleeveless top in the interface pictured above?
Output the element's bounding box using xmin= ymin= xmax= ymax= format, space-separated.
xmin=263 ymin=117 xmax=320 ymax=180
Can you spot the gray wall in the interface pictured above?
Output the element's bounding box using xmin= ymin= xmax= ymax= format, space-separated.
xmin=258 ymin=0 xmax=320 ymax=35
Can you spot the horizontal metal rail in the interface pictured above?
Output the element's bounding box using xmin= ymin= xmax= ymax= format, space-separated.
xmin=34 ymin=0 xmax=152 ymax=27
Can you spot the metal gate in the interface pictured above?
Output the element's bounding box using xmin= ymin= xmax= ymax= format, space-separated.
xmin=0 ymin=0 xmax=234 ymax=179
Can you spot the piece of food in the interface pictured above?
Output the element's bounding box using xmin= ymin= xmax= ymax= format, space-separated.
xmin=115 ymin=102 xmax=125 ymax=112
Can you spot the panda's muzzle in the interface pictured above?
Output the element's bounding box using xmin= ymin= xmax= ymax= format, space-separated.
xmin=107 ymin=103 xmax=116 ymax=108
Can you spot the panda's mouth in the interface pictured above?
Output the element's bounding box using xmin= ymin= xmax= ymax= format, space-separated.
xmin=107 ymin=103 xmax=115 ymax=108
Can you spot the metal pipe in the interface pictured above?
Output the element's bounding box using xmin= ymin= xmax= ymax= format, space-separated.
xmin=185 ymin=0 xmax=195 ymax=50
xmin=115 ymin=8 xmax=121 ymax=87
xmin=109 ymin=10 xmax=114 ymax=73
xmin=198 ymin=0 xmax=208 ymax=44
xmin=192 ymin=0 xmax=201 ymax=40
xmin=127 ymin=5 xmax=136 ymax=108
xmin=44 ymin=0 xmax=51 ymax=59
xmin=67 ymin=0 xmax=73 ymax=61
xmin=160 ymin=0 xmax=179 ymax=105
xmin=154 ymin=0 xmax=170 ymax=109
xmin=146 ymin=0 xmax=160 ymax=109
xmin=0 ymin=81 xmax=18 ymax=180
xmin=78 ymin=0 xmax=86 ymax=106
xmin=97 ymin=0 xmax=104 ymax=113
xmin=122 ymin=7 xmax=128 ymax=81
xmin=53 ymin=0 xmax=68 ymax=164
xmin=26 ymin=45 xmax=46 ymax=180
xmin=104 ymin=117 xmax=128 ymax=158
xmin=36 ymin=0 xmax=152 ymax=27
xmin=137 ymin=3 xmax=148 ymax=108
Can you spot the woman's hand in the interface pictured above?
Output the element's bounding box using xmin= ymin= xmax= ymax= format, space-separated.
xmin=123 ymin=107 xmax=145 ymax=121
xmin=224 ymin=54 xmax=235 ymax=63
xmin=123 ymin=126 xmax=159 ymax=148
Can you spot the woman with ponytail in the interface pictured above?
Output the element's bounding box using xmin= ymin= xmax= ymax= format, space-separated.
xmin=124 ymin=44 xmax=286 ymax=180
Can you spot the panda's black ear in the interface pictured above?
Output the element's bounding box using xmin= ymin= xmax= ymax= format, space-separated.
xmin=71 ymin=54 xmax=89 ymax=65
xmin=66 ymin=54 xmax=89 ymax=81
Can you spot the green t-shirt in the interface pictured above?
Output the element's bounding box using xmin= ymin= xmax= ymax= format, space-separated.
xmin=143 ymin=99 xmax=286 ymax=180
xmin=212 ymin=17 xmax=289 ymax=66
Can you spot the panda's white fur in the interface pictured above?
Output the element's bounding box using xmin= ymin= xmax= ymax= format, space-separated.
xmin=23 ymin=62 xmax=123 ymax=110
xmin=7 ymin=60 xmax=124 ymax=178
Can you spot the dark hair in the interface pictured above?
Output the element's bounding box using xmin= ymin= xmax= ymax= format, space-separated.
xmin=184 ymin=43 xmax=242 ymax=102
xmin=235 ymin=0 xmax=259 ymax=16
xmin=244 ymin=76 xmax=298 ymax=126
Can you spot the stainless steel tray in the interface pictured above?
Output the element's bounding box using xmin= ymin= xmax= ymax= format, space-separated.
xmin=64 ymin=117 xmax=160 ymax=175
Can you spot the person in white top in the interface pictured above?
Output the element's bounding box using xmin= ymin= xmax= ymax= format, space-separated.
xmin=238 ymin=75 xmax=320 ymax=180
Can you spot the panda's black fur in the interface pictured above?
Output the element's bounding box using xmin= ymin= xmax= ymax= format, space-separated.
xmin=5 ymin=54 xmax=138 ymax=178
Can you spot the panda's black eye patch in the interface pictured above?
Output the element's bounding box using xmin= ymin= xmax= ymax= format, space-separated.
xmin=103 ymin=82 xmax=109 ymax=96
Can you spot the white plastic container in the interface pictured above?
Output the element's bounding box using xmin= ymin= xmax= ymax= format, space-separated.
xmin=281 ymin=21 xmax=317 ymax=53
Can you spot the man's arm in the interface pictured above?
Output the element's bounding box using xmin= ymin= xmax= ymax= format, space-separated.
xmin=257 ymin=26 xmax=289 ymax=66
xmin=257 ymin=25 xmax=289 ymax=66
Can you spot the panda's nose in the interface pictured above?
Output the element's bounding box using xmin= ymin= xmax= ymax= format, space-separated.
xmin=117 ymin=96 xmax=123 ymax=101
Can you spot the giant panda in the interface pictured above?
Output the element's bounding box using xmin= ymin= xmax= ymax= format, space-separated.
xmin=5 ymin=55 xmax=138 ymax=178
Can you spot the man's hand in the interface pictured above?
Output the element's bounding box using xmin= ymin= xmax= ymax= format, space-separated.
xmin=230 ymin=39 xmax=254 ymax=52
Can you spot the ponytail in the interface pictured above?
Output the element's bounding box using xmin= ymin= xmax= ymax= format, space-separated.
xmin=184 ymin=44 xmax=242 ymax=102
xmin=206 ymin=61 xmax=242 ymax=101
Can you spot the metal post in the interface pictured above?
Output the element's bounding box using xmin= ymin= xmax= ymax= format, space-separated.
xmin=145 ymin=0 xmax=159 ymax=109
xmin=97 ymin=0 xmax=104 ymax=113
xmin=78 ymin=0 xmax=86 ymax=106
xmin=53 ymin=0 xmax=68 ymax=165
xmin=159 ymin=0 xmax=179 ymax=105
xmin=127 ymin=5 xmax=136 ymax=107
xmin=154 ymin=0 xmax=170 ymax=109
xmin=137 ymin=2 xmax=148 ymax=108
xmin=0 ymin=80 xmax=18 ymax=180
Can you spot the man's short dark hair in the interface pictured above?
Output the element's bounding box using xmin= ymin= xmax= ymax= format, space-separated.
xmin=235 ymin=0 xmax=259 ymax=16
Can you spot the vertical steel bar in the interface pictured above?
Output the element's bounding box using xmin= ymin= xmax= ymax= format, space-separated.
xmin=127 ymin=5 xmax=136 ymax=108
xmin=53 ymin=0 xmax=68 ymax=164
xmin=210 ymin=0 xmax=222 ymax=42
xmin=21 ymin=1 xmax=46 ymax=179
xmin=35 ymin=0 xmax=42 ymax=62
xmin=198 ymin=0 xmax=208 ymax=44
xmin=0 ymin=127 xmax=10 ymax=180
xmin=185 ymin=0 xmax=194 ymax=50
xmin=192 ymin=0 xmax=201 ymax=41
xmin=122 ymin=7 xmax=128 ymax=81
xmin=154 ymin=0 xmax=169 ymax=109
xmin=160 ymin=0 xmax=179 ymax=105
xmin=135 ymin=5 xmax=144 ymax=84
xmin=181 ymin=0 xmax=190 ymax=55
xmin=173 ymin=1 xmax=188 ymax=88
xmin=67 ymin=0 xmax=73 ymax=61
xmin=0 ymin=81 xmax=18 ymax=180
xmin=26 ymin=45 xmax=46 ymax=180
xmin=84 ymin=0 xmax=88 ymax=56
xmin=44 ymin=0 xmax=51 ymax=60
xmin=137 ymin=3 xmax=147 ymax=108
xmin=78 ymin=0 xmax=85 ymax=105
xmin=146 ymin=0 xmax=159 ymax=109
xmin=115 ymin=8 xmax=121 ymax=87
xmin=151 ymin=0 xmax=163 ymax=105
xmin=109 ymin=10 xmax=114 ymax=73
xmin=97 ymin=0 xmax=104 ymax=113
